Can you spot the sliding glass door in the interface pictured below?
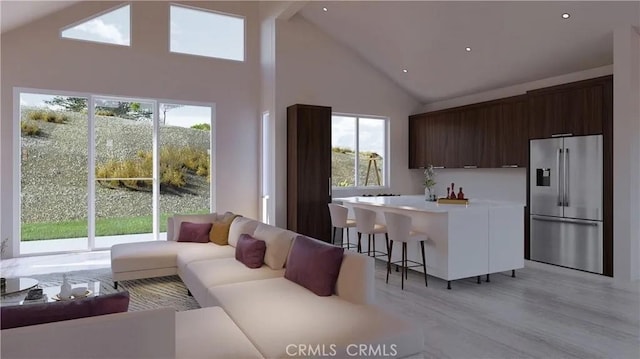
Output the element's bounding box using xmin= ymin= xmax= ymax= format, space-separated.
xmin=19 ymin=92 xmax=90 ymax=254
xmin=16 ymin=89 xmax=215 ymax=255
xmin=93 ymin=96 xmax=157 ymax=248
xmin=158 ymin=103 xmax=213 ymax=238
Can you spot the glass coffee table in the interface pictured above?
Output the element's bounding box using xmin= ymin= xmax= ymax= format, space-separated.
xmin=1 ymin=277 xmax=39 ymax=296
xmin=0 ymin=279 xmax=101 ymax=306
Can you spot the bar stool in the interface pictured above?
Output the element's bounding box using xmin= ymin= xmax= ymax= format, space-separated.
xmin=328 ymin=203 xmax=357 ymax=250
xmin=353 ymin=207 xmax=388 ymax=258
xmin=383 ymin=211 xmax=428 ymax=290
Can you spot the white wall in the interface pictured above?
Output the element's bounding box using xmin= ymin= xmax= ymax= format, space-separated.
xmin=0 ymin=1 xmax=261 ymax=257
xmin=273 ymin=15 xmax=421 ymax=228
xmin=613 ymin=26 xmax=640 ymax=281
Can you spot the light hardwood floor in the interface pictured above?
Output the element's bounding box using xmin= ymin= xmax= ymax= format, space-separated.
xmin=2 ymin=252 xmax=638 ymax=359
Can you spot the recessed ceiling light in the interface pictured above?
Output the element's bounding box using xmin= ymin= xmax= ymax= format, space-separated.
xmin=562 ymin=13 xmax=570 ymax=19
xmin=402 ymin=69 xmax=408 ymax=73
xmin=465 ymin=47 xmax=472 ymax=52
xmin=322 ymin=7 xmax=328 ymax=12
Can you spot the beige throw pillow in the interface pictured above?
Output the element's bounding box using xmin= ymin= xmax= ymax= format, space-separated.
xmin=252 ymin=224 xmax=297 ymax=270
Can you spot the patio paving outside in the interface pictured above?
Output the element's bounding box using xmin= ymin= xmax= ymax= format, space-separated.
xmin=20 ymin=232 xmax=167 ymax=255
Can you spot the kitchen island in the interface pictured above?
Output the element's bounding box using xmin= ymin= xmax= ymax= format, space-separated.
xmin=338 ymin=195 xmax=524 ymax=289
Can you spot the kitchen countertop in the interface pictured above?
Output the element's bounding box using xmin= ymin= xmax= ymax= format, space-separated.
xmin=337 ymin=195 xmax=524 ymax=213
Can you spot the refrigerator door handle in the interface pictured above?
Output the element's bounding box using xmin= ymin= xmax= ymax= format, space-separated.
xmin=564 ymin=148 xmax=570 ymax=207
xmin=557 ymin=148 xmax=563 ymax=206
xmin=531 ymin=215 xmax=599 ymax=226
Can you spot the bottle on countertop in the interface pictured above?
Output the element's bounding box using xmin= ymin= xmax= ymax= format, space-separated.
xmin=449 ymin=183 xmax=457 ymax=199
xmin=59 ymin=274 xmax=72 ymax=300
xmin=457 ymin=187 xmax=465 ymax=199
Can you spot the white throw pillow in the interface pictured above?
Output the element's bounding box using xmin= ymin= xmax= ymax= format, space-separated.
xmin=228 ymin=217 xmax=260 ymax=247
xmin=252 ymin=224 xmax=296 ymax=270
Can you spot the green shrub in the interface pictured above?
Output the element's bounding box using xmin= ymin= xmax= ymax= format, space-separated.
xmin=332 ymin=146 xmax=354 ymax=154
xmin=26 ymin=110 xmax=67 ymax=123
xmin=96 ymin=146 xmax=210 ymax=191
xmin=46 ymin=112 xmax=67 ymax=123
xmin=96 ymin=109 xmax=115 ymax=116
xmin=27 ymin=110 xmax=47 ymax=121
xmin=191 ymin=123 xmax=211 ymax=131
xmin=20 ymin=121 xmax=41 ymax=136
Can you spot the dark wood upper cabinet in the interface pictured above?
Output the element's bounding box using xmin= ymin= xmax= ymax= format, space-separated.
xmin=408 ymin=75 xmax=611 ymax=169
xmin=498 ymin=96 xmax=528 ymax=167
xmin=527 ymin=75 xmax=610 ymax=138
xmin=287 ymin=104 xmax=332 ymax=243
xmin=408 ymin=114 xmax=428 ymax=169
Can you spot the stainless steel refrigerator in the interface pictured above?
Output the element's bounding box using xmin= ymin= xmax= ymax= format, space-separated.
xmin=529 ymin=134 xmax=603 ymax=274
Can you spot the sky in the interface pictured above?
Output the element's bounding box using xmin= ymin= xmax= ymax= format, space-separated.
xmin=60 ymin=3 xmax=243 ymax=61
xmin=62 ymin=4 xmax=130 ymax=46
xmin=332 ymin=115 xmax=386 ymax=157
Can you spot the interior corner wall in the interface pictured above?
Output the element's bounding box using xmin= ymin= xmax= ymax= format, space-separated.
xmin=273 ymin=15 xmax=421 ymax=229
xmin=613 ymin=25 xmax=640 ymax=281
xmin=0 ymin=1 xmax=261 ymax=257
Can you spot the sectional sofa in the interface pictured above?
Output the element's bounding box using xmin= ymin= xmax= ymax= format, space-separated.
xmin=3 ymin=213 xmax=423 ymax=359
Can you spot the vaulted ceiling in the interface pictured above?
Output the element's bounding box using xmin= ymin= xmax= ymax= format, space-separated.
xmin=299 ymin=1 xmax=640 ymax=103
xmin=3 ymin=1 xmax=639 ymax=104
xmin=0 ymin=0 xmax=80 ymax=34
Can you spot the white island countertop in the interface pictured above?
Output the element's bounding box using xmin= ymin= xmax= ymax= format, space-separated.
xmin=338 ymin=195 xmax=524 ymax=213
xmin=336 ymin=194 xmax=525 ymax=285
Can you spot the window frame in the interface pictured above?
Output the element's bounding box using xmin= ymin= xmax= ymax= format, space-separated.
xmin=13 ymin=86 xmax=216 ymax=257
xmin=331 ymin=112 xmax=390 ymax=190
xmin=168 ymin=3 xmax=246 ymax=62
xmin=59 ymin=3 xmax=132 ymax=47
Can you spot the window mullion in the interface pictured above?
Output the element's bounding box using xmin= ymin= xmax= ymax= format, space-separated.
xmin=354 ymin=117 xmax=360 ymax=187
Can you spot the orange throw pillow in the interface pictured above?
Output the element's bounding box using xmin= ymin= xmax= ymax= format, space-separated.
xmin=209 ymin=212 xmax=240 ymax=245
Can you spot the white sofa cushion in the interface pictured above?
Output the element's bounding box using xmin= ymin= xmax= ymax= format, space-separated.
xmin=111 ymin=241 xmax=186 ymax=273
xmin=176 ymin=307 xmax=263 ymax=359
xmin=1 ymin=308 xmax=175 ymax=359
xmin=336 ymin=250 xmax=376 ymax=305
xmin=176 ymin=244 xmax=235 ymax=270
xmin=180 ymin=258 xmax=285 ymax=307
xmin=252 ymin=224 xmax=296 ymax=270
xmin=207 ymin=278 xmax=423 ymax=359
xmin=228 ymin=217 xmax=260 ymax=247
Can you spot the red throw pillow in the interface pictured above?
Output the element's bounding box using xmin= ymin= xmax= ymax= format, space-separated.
xmin=0 ymin=292 xmax=130 ymax=330
xmin=284 ymin=235 xmax=344 ymax=296
xmin=235 ymin=234 xmax=266 ymax=268
xmin=177 ymin=222 xmax=212 ymax=243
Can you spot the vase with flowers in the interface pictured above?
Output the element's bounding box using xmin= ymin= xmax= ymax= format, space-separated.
xmin=423 ymin=165 xmax=437 ymax=201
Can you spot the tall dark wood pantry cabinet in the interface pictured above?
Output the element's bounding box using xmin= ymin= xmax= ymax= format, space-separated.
xmin=287 ymin=104 xmax=332 ymax=242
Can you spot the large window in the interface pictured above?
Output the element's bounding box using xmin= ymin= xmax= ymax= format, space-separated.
xmin=170 ymin=5 xmax=245 ymax=61
xmin=61 ymin=4 xmax=131 ymax=46
xmin=16 ymin=89 xmax=215 ymax=255
xmin=331 ymin=114 xmax=388 ymax=188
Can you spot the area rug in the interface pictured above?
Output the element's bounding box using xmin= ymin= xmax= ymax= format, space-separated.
xmin=6 ymin=269 xmax=200 ymax=312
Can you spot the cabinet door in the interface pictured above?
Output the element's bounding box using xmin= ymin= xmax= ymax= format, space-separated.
xmin=528 ymin=91 xmax=569 ymax=139
xmin=499 ymin=97 xmax=529 ymax=167
xmin=408 ymin=115 xmax=427 ymax=169
xmin=424 ymin=112 xmax=459 ymax=168
xmin=565 ymin=83 xmax=604 ymax=136
xmin=287 ymin=104 xmax=332 ymax=242
xmin=458 ymin=107 xmax=479 ymax=168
